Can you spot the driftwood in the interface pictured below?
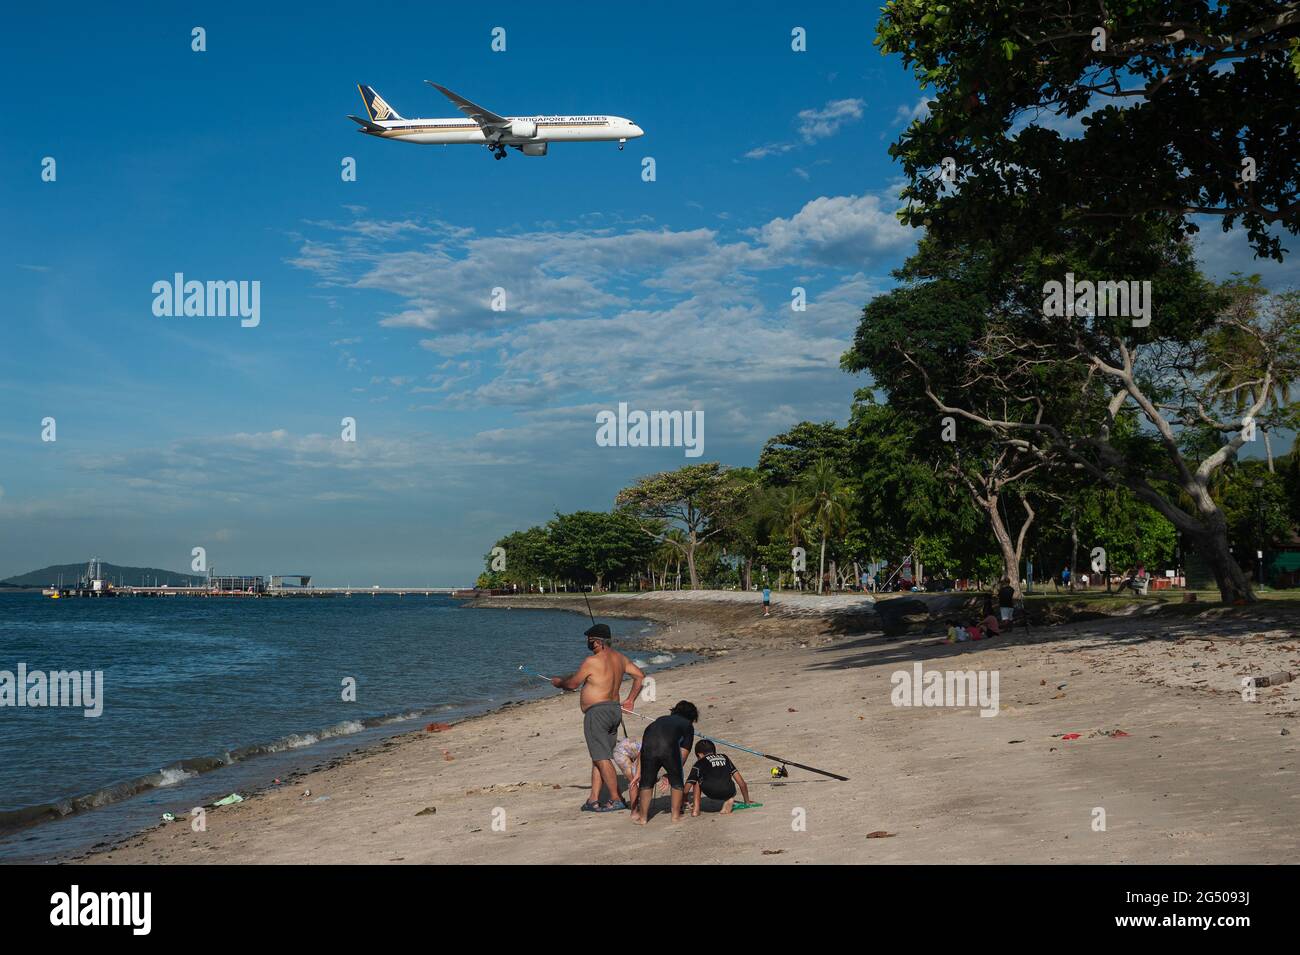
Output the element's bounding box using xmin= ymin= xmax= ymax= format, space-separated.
xmin=1248 ymin=671 xmax=1296 ymax=689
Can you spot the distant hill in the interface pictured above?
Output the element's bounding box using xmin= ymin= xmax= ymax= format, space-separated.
xmin=1 ymin=563 xmax=205 ymax=588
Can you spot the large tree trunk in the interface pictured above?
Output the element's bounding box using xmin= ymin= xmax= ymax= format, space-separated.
xmin=986 ymin=492 xmax=1033 ymax=598
xmin=1264 ymin=429 xmax=1275 ymax=473
xmin=1122 ymin=473 xmax=1256 ymax=603
xmin=1190 ymin=525 xmax=1253 ymax=603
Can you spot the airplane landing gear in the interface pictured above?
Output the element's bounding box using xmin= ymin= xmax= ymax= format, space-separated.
xmin=489 ymin=143 xmax=507 ymax=160
xmin=618 ymin=138 xmax=626 ymax=151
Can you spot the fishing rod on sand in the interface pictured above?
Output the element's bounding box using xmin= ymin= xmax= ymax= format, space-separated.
xmin=516 ymin=664 xmax=849 ymax=782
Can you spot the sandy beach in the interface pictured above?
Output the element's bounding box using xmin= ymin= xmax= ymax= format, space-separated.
xmin=76 ymin=592 xmax=1299 ymax=865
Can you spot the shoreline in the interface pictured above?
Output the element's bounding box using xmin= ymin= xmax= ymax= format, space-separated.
xmin=0 ymin=605 xmax=681 ymax=863
xmin=65 ymin=592 xmax=1300 ymax=864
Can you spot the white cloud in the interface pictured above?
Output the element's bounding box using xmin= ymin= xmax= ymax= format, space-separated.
xmin=893 ymin=97 xmax=930 ymax=126
xmin=796 ymin=98 xmax=865 ymax=142
xmin=288 ymin=192 xmax=917 ymax=433
xmin=745 ymin=98 xmax=867 ymax=161
xmin=753 ymin=193 xmax=913 ymax=267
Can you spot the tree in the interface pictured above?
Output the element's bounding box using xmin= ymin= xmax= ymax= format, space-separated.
xmin=846 ymin=220 xmax=1300 ymax=603
xmin=1202 ymin=283 xmax=1300 ymax=471
xmin=844 ymin=393 xmax=986 ymax=583
xmin=841 ymin=246 xmax=1049 ymax=593
xmin=758 ymin=422 xmax=854 ymax=486
xmin=914 ymin=274 xmax=1294 ymax=602
xmin=615 ymin=463 xmax=749 ymax=589
xmin=478 ymin=525 xmax=554 ymax=590
xmin=1217 ymin=462 xmax=1293 ymax=581
xmin=714 ymin=468 xmax=786 ymax=591
xmin=878 ymin=0 xmax=1300 ymax=263
xmin=795 ymin=459 xmax=853 ymax=593
xmin=546 ymin=510 xmax=654 ymax=591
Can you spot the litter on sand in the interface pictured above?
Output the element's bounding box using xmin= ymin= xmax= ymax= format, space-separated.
xmin=866 ymin=830 xmax=896 ymax=838
xmin=733 ymin=801 xmax=763 ymax=811
xmin=212 ymin=793 xmax=244 ymax=807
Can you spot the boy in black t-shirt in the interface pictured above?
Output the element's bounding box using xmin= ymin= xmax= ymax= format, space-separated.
xmin=685 ymin=739 xmax=750 ymax=816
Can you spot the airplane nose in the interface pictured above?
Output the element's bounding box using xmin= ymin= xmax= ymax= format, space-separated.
xmin=631 ymin=124 xmax=644 ymax=137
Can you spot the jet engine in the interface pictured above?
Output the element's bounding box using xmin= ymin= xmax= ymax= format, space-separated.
xmin=510 ymin=119 xmax=538 ymax=139
xmin=519 ymin=142 xmax=548 ymax=157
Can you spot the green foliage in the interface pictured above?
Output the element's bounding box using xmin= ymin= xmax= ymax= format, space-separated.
xmin=1217 ymin=462 xmax=1293 ymax=553
xmin=615 ymin=462 xmax=752 ymax=588
xmin=877 ymin=0 xmax=1300 ymax=262
xmin=1072 ymin=487 xmax=1178 ymax=573
xmin=758 ymin=422 xmax=854 ymax=486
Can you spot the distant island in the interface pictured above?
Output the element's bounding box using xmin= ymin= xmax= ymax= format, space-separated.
xmin=1 ymin=562 xmax=205 ymax=589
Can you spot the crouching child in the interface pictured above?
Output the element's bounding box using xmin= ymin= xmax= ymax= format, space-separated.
xmin=685 ymin=740 xmax=750 ymax=816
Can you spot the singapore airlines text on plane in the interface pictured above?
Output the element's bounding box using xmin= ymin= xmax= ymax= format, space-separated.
xmin=348 ymin=82 xmax=644 ymax=160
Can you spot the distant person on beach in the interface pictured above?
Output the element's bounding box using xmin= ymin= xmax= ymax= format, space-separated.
xmin=685 ymin=739 xmax=750 ymax=816
xmin=633 ymin=700 xmax=699 ymax=825
xmin=982 ymin=608 xmax=1000 ymax=636
xmin=551 ymin=623 xmax=644 ymax=813
xmin=762 ymin=585 xmax=771 ymax=617
xmin=998 ymin=579 xmax=1015 ymax=626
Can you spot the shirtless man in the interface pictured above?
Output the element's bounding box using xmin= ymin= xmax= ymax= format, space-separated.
xmin=551 ymin=623 xmax=645 ymax=812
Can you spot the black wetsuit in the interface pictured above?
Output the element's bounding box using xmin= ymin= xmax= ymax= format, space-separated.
xmin=639 ymin=713 xmax=694 ymax=791
xmin=687 ymin=753 xmax=738 ymax=801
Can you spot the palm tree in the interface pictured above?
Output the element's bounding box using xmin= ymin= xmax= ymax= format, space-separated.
xmin=654 ymin=529 xmax=687 ymax=589
xmin=796 ymin=459 xmax=852 ymax=594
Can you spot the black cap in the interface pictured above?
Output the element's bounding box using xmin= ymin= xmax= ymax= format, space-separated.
xmin=584 ymin=623 xmax=612 ymax=642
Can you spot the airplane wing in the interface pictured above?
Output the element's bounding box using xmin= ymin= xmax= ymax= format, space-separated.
xmin=426 ymin=82 xmax=510 ymax=130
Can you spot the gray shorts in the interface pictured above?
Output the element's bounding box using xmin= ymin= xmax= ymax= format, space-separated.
xmin=583 ymin=701 xmax=623 ymax=762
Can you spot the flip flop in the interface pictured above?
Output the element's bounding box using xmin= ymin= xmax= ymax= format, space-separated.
xmin=595 ymin=800 xmax=627 ymax=812
xmin=580 ymin=800 xmax=600 ymax=812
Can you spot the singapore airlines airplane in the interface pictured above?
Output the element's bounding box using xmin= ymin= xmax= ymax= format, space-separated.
xmin=348 ymin=83 xmax=645 ymax=160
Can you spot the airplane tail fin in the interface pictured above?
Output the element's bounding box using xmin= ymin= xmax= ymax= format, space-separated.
xmin=357 ymin=85 xmax=403 ymax=122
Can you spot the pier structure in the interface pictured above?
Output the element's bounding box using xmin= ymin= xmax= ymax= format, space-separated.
xmin=40 ymin=559 xmax=456 ymax=598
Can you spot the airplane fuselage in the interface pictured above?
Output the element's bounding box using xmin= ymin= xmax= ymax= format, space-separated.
xmin=361 ymin=114 xmax=642 ymax=146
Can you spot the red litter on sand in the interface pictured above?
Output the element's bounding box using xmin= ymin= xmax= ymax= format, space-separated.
xmin=425 ymin=722 xmax=453 ymax=733
xmin=1061 ymin=733 xmax=1082 ymax=740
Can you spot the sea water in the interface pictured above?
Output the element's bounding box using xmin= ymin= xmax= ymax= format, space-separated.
xmin=0 ymin=592 xmax=681 ymax=861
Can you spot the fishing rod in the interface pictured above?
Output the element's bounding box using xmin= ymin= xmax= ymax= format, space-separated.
xmin=516 ymin=665 xmax=848 ymax=781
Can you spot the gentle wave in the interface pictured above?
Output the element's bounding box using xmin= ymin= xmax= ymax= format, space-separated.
xmin=0 ymin=707 xmax=447 ymax=837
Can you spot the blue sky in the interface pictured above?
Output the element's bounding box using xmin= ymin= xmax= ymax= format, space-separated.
xmin=2 ymin=1 xmax=1296 ymax=585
